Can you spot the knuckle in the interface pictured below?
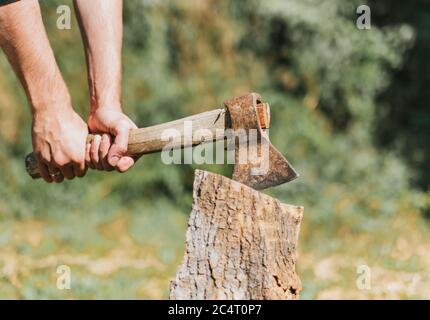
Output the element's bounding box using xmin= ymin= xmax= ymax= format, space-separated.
xmin=90 ymin=147 xmax=98 ymax=158
xmin=38 ymin=152 xmax=51 ymax=163
xmin=100 ymin=143 xmax=109 ymax=154
xmin=90 ymin=143 xmax=99 ymax=154
xmin=53 ymin=155 xmax=67 ymax=167
xmin=71 ymin=152 xmax=85 ymax=165
xmin=116 ymin=144 xmax=127 ymax=153
xmin=117 ymin=119 xmax=130 ymax=129
xmin=114 ymin=123 xmax=129 ymax=135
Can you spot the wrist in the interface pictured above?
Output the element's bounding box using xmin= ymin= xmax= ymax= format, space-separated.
xmin=31 ymin=93 xmax=73 ymax=118
xmin=90 ymin=98 xmax=122 ymax=115
xmin=88 ymin=81 xmax=122 ymax=114
xmin=29 ymin=75 xmax=73 ymax=116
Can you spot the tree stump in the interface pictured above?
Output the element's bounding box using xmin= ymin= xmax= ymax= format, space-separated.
xmin=170 ymin=170 xmax=303 ymax=300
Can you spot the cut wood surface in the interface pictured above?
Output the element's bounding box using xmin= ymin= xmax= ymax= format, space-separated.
xmin=170 ymin=170 xmax=304 ymax=300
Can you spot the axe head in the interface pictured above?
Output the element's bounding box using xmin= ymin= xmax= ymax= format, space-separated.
xmin=224 ymin=93 xmax=299 ymax=190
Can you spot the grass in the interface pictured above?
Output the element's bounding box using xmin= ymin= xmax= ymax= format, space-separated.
xmin=0 ymin=199 xmax=187 ymax=299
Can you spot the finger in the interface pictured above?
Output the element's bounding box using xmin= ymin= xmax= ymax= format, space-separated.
xmin=72 ymin=159 xmax=86 ymax=178
xmin=90 ymin=134 xmax=103 ymax=170
xmin=48 ymin=164 xmax=65 ymax=183
xmin=108 ymin=124 xmax=129 ymax=167
xmin=100 ymin=134 xmax=114 ymax=171
xmin=60 ymin=164 xmax=75 ymax=180
xmin=85 ymin=142 xmax=95 ymax=170
xmin=116 ymin=156 xmax=135 ymax=173
xmin=38 ymin=161 xmax=53 ymax=183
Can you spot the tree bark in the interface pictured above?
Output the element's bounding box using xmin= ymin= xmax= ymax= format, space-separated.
xmin=170 ymin=170 xmax=303 ymax=300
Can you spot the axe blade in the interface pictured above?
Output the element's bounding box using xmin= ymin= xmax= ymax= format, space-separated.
xmin=231 ymin=133 xmax=299 ymax=190
xmin=224 ymin=92 xmax=299 ymax=190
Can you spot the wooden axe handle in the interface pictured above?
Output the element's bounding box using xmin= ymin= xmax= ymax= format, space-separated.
xmin=25 ymin=103 xmax=270 ymax=178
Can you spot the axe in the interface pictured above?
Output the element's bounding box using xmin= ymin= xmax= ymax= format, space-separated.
xmin=25 ymin=93 xmax=298 ymax=189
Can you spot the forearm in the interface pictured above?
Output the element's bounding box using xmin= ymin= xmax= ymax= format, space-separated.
xmin=74 ymin=0 xmax=123 ymax=112
xmin=0 ymin=0 xmax=71 ymax=114
xmin=74 ymin=0 xmax=135 ymax=172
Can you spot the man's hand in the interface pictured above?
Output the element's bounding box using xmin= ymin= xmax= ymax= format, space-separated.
xmin=87 ymin=107 xmax=137 ymax=173
xmin=0 ymin=0 xmax=89 ymax=183
xmin=32 ymin=105 xmax=88 ymax=183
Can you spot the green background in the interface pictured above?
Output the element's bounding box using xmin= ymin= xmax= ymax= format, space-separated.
xmin=0 ymin=0 xmax=429 ymax=299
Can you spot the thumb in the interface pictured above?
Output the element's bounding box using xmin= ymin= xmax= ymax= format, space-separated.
xmin=108 ymin=123 xmax=130 ymax=167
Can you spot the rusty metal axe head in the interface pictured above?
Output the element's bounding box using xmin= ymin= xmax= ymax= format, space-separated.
xmin=224 ymin=93 xmax=299 ymax=190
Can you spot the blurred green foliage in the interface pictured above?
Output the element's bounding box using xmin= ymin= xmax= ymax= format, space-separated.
xmin=0 ymin=0 xmax=429 ymax=299
xmin=371 ymin=0 xmax=430 ymax=191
